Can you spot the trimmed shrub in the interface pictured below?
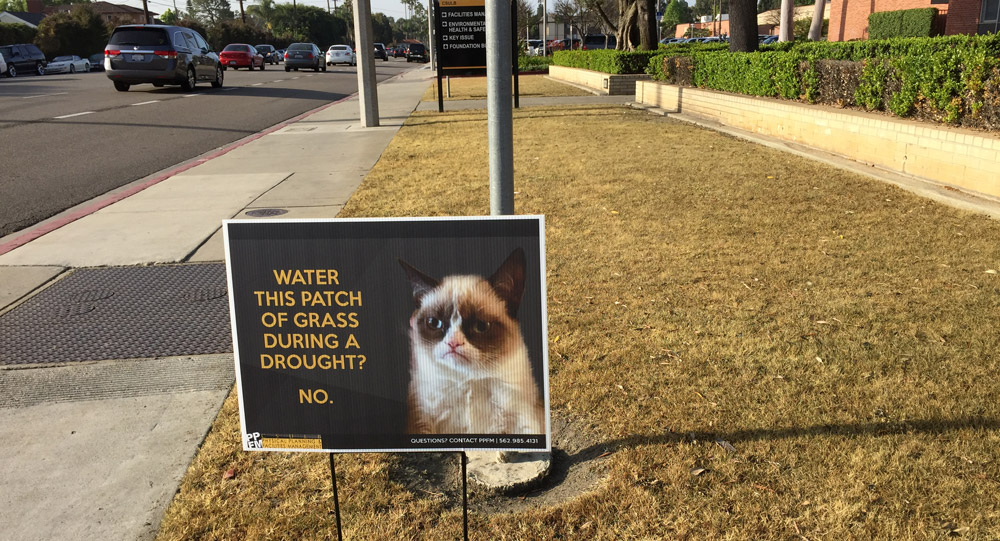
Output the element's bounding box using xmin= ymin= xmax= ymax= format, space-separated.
xmin=553 ymin=49 xmax=664 ymax=74
xmin=0 ymin=22 xmax=37 ymax=46
xmin=519 ymin=55 xmax=552 ymax=72
xmin=648 ymin=34 xmax=1000 ymax=130
xmin=868 ymin=8 xmax=936 ymax=40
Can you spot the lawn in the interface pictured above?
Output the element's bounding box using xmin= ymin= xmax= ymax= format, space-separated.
xmin=421 ymin=74 xmax=592 ymax=101
xmin=158 ymin=104 xmax=1000 ymax=540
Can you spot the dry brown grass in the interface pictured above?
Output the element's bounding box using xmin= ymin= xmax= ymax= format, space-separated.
xmin=158 ymin=105 xmax=1000 ymax=540
xmin=420 ymin=74 xmax=592 ymax=101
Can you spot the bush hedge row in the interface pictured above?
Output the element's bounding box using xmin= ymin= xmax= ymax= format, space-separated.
xmin=648 ymin=34 xmax=1000 ymax=130
xmin=869 ymin=8 xmax=937 ymax=40
xmin=552 ymin=49 xmax=663 ymax=74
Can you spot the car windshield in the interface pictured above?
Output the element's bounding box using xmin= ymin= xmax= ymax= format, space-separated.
xmin=288 ymin=43 xmax=311 ymax=50
xmin=255 ymin=45 xmax=272 ymax=51
xmin=223 ymin=44 xmax=249 ymax=52
xmin=331 ymin=45 xmax=349 ymax=51
xmin=53 ymin=56 xmax=74 ymax=62
xmin=109 ymin=28 xmax=169 ymax=46
xmin=410 ymin=45 xmax=424 ymax=52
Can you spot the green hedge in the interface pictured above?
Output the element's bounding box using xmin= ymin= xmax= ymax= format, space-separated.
xmin=651 ymin=34 xmax=1000 ymax=128
xmin=0 ymin=22 xmax=37 ymax=46
xmin=518 ymin=55 xmax=552 ymax=72
xmin=552 ymin=49 xmax=662 ymax=74
xmin=869 ymin=8 xmax=937 ymax=40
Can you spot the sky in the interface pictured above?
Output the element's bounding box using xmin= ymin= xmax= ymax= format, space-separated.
xmin=115 ymin=0 xmax=416 ymax=22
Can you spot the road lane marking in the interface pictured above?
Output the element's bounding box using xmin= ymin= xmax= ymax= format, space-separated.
xmin=131 ymin=100 xmax=161 ymax=106
xmin=183 ymin=94 xmax=199 ymax=97
xmin=252 ymin=82 xmax=263 ymax=86
xmin=273 ymin=79 xmax=284 ymax=82
xmin=23 ymin=92 xmax=68 ymax=99
xmin=53 ymin=111 xmax=95 ymax=119
xmin=291 ymin=76 xmax=300 ymax=79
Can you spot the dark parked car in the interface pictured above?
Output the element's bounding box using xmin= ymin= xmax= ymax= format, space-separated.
xmin=374 ymin=42 xmax=388 ymax=61
xmin=406 ymin=42 xmax=428 ymax=63
xmin=582 ymin=34 xmax=616 ymax=50
xmin=393 ymin=44 xmax=408 ymax=58
xmin=0 ymin=43 xmax=47 ymax=77
xmin=104 ymin=24 xmax=223 ymax=91
xmin=88 ymin=52 xmax=105 ymax=71
xmin=284 ymin=43 xmax=325 ymax=72
xmin=255 ymin=44 xmax=279 ymax=64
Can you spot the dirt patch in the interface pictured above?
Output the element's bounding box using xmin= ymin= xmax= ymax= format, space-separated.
xmin=387 ymin=410 xmax=609 ymax=514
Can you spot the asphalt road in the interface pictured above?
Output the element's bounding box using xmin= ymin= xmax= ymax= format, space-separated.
xmin=0 ymin=58 xmax=418 ymax=238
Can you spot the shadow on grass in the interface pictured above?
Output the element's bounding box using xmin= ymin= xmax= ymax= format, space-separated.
xmin=585 ymin=416 xmax=1000 ymax=459
xmin=410 ymin=106 xmax=626 ymax=127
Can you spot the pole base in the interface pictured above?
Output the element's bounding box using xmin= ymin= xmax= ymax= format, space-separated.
xmin=466 ymin=451 xmax=551 ymax=494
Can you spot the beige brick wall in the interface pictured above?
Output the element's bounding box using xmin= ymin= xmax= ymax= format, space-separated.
xmin=549 ymin=65 xmax=650 ymax=96
xmin=635 ymin=80 xmax=1000 ymax=199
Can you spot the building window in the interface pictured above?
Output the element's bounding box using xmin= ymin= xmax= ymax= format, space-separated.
xmin=981 ymin=0 xmax=1000 ymax=34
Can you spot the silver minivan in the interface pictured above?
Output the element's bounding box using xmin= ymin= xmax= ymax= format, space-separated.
xmin=105 ymin=24 xmax=223 ymax=91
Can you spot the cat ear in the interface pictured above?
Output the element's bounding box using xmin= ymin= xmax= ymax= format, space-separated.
xmin=399 ymin=259 xmax=440 ymax=303
xmin=489 ymin=248 xmax=526 ymax=317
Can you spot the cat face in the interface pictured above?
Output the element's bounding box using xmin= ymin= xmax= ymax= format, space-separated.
xmin=400 ymin=249 xmax=527 ymax=375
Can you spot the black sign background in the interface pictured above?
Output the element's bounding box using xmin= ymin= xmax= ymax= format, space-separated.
xmin=225 ymin=217 xmax=549 ymax=452
xmin=435 ymin=0 xmax=487 ymax=76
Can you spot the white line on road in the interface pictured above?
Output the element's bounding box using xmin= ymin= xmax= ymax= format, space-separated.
xmin=53 ymin=111 xmax=95 ymax=119
xmin=183 ymin=94 xmax=199 ymax=97
xmin=131 ymin=100 xmax=161 ymax=106
xmin=291 ymin=77 xmax=300 ymax=80
xmin=23 ymin=92 xmax=68 ymax=99
xmin=273 ymin=79 xmax=284 ymax=82
xmin=252 ymin=82 xmax=263 ymax=86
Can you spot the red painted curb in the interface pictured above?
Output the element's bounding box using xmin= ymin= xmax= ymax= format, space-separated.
xmin=0 ymin=91 xmax=357 ymax=257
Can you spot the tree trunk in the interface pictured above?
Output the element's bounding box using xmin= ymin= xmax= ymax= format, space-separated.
xmin=616 ymin=0 xmax=638 ymax=50
xmin=779 ymin=0 xmax=794 ymax=41
xmin=727 ymin=0 xmax=758 ymax=52
xmin=808 ymin=0 xmax=825 ymax=40
xmin=637 ymin=0 xmax=657 ymax=49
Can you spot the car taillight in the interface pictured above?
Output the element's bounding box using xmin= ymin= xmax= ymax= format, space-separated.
xmin=306 ymin=53 xmax=313 ymax=59
xmin=153 ymin=50 xmax=177 ymax=59
xmin=284 ymin=52 xmax=289 ymax=58
xmin=105 ymin=48 xmax=121 ymax=57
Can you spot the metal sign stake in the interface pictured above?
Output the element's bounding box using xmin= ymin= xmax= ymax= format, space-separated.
xmin=460 ymin=451 xmax=469 ymax=541
xmin=330 ymin=453 xmax=344 ymax=541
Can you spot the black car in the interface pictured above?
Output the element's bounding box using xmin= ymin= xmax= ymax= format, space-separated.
xmin=374 ymin=42 xmax=388 ymax=61
xmin=393 ymin=44 xmax=408 ymax=58
xmin=0 ymin=43 xmax=47 ymax=77
xmin=255 ymin=44 xmax=279 ymax=64
xmin=283 ymin=43 xmax=325 ymax=72
xmin=406 ymin=43 xmax=428 ymax=63
xmin=104 ymin=24 xmax=223 ymax=91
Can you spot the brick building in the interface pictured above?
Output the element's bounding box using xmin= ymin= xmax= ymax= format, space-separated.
xmin=828 ymin=0 xmax=996 ymax=40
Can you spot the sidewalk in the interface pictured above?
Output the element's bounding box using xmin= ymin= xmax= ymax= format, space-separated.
xmin=0 ymin=66 xmax=438 ymax=541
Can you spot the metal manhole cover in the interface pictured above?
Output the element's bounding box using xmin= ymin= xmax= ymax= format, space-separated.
xmin=245 ymin=208 xmax=288 ymax=217
xmin=0 ymin=263 xmax=232 ymax=365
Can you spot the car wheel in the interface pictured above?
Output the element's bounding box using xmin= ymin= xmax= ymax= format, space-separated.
xmin=113 ymin=81 xmax=130 ymax=92
xmin=321 ymin=63 xmax=326 ymax=72
xmin=84 ymin=63 xmax=90 ymax=72
xmin=211 ymin=65 xmax=223 ymax=88
xmin=36 ymin=63 xmax=44 ymax=76
xmin=285 ymin=66 xmax=290 ymax=72
xmin=7 ymin=65 xmax=15 ymax=77
xmin=181 ymin=67 xmax=196 ymax=91
xmin=70 ymin=65 xmax=76 ymax=74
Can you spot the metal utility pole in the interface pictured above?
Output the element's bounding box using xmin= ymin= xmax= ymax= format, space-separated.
xmin=542 ymin=0 xmax=547 ymax=56
xmin=142 ymin=0 xmax=150 ymax=23
xmin=353 ymin=0 xmax=380 ymax=127
xmin=486 ymin=0 xmax=514 ymax=215
xmin=239 ymin=0 xmax=246 ymax=22
xmin=427 ymin=0 xmax=435 ymax=67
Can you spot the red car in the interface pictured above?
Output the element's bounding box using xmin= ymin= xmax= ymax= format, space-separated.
xmin=220 ymin=44 xmax=265 ymax=70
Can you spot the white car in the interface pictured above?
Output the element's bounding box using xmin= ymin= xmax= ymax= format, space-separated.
xmin=44 ymin=55 xmax=91 ymax=74
xmin=0 ymin=54 xmax=6 ymax=77
xmin=326 ymin=45 xmax=356 ymax=66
